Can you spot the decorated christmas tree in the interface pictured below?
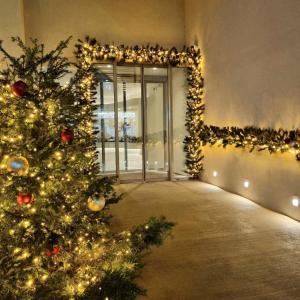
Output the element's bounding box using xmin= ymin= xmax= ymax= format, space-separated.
xmin=0 ymin=38 xmax=173 ymax=300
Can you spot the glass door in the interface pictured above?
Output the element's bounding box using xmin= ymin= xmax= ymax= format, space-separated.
xmin=95 ymin=64 xmax=116 ymax=175
xmin=95 ymin=64 xmax=171 ymax=182
xmin=117 ymin=66 xmax=143 ymax=181
xmin=144 ymin=67 xmax=169 ymax=180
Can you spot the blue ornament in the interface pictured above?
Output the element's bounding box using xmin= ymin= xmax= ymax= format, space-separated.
xmin=10 ymin=160 xmax=24 ymax=170
xmin=6 ymin=156 xmax=29 ymax=175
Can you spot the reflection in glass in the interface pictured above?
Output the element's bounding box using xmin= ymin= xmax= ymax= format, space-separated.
xmin=145 ymin=81 xmax=169 ymax=180
xmin=117 ymin=66 xmax=143 ymax=181
xmin=95 ymin=64 xmax=116 ymax=174
xmin=94 ymin=64 xmax=185 ymax=182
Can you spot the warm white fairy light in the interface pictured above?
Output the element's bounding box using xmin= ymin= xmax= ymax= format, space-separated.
xmin=77 ymin=38 xmax=204 ymax=178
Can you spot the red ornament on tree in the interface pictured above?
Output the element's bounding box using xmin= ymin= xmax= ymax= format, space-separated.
xmin=61 ymin=129 xmax=74 ymax=143
xmin=11 ymin=80 xmax=28 ymax=97
xmin=45 ymin=249 xmax=52 ymax=257
xmin=17 ymin=193 xmax=33 ymax=205
xmin=52 ymin=245 xmax=60 ymax=255
xmin=45 ymin=245 xmax=61 ymax=257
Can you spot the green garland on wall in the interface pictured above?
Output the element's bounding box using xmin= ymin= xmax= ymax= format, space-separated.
xmin=74 ymin=37 xmax=205 ymax=178
xmin=200 ymin=125 xmax=300 ymax=160
xmin=75 ymin=37 xmax=300 ymax=179
xmin=183 ymin=66 xmax=205 ymax=178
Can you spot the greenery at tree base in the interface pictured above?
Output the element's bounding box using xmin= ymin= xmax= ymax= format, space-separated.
xmin=0 ymin=37 xmax=174 ymax=300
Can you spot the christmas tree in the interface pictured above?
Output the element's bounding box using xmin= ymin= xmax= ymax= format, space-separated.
xmin=0 ymin=38 xmax=174 ymax=300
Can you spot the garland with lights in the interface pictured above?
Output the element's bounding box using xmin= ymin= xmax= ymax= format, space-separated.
xmin=75 ymin=36 xmax=205 ymax=178
xmin=75 ymin=37 xmax=300 ymax=178
xmin=200 ymin=125 xmax=300 ymax=160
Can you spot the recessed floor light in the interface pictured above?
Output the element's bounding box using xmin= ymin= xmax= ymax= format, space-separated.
xmin=292 ymin=197 xmax=299 ymax=207
xmin=244 ymin=180 xmax=250 ymax=188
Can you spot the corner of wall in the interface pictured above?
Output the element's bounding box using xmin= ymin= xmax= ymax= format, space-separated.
xmin=19 ymin=0 xmax=26 ymax=43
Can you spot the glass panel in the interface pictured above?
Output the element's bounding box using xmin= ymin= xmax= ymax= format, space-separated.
xmin=172 ymin=67 xmax=189 ymax=179
xmin=95 ymin=64 xmax=116 ymax=175
xmin=117 ymin=66 xmax=143 ymax=181
xmin=93 ymin=64 xmax=183 ymax=182
xmin=145 ymin=80 xmax=169 ymax=180
xmin=144 ymin=66 xmax=168 ymax=78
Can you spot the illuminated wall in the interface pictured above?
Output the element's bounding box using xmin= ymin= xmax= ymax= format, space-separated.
xmin=172 ymin=68 xmax=188 ymax=177
xmin=185 ymin=0 xmax=300 ymax=220
xmin=23 ymin=0 xmax=186 ymax=58
xmin=0 ymin=0 xmax=25 ymax=57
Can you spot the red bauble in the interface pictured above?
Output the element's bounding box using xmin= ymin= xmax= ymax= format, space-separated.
xmin=11 ymin=80 xmax=28 ymax=97
xmin=45 ymin=249 xmax=52 ymax=257
xmin=17 ymin=195 xmax=23 ymax=205
xmin=61 ymin=129 xmax=74 ymax=143
xmin=17 ymin=193 xmax=33 ymax=205
xmin=45 ymin=245 xmax=61 ymax=257
xmin=52 ymin=245 xmax=60 ymax=255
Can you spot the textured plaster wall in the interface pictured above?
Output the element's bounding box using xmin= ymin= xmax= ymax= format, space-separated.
xmin=0 ymin=0 xmax=25 ymax=56
xmin=23 ymin=0 xmax=186 ymax=59
xmin=185 ymin=0 xmax=300 ymax=220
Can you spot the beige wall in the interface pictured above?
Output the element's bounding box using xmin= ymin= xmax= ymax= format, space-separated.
xmin=24 ymin=0 xmax=186 ymax=58
xmin=172 ymin=67 xmax=188 ymax=176
xmin=185 ymin=0 xmax=300 ymax=220
xmin=0 ymin=0 xmax=25 ymax=56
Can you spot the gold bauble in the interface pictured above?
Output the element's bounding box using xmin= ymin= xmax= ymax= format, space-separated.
xmin=6 ymin=156 xmax=29 ymax=176
xmin=87 ymin=195 xmax=105 ymax=212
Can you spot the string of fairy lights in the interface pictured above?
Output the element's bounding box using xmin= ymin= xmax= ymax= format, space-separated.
xmin=0 ymin=52 xmax=111 ymax=297
xmin=200 ymin=125 xmax=300 ymax=161
xmin=75 ymin=37 xmax=300 ymax=180
xmin=0 ymin=38 xmax=175 ymax=299
xmin=75 ymin=37 xmax=205 ymax=178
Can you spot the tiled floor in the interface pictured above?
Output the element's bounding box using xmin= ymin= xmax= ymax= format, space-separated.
xmin=111 ymin=181 xmax=300 ymax=300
